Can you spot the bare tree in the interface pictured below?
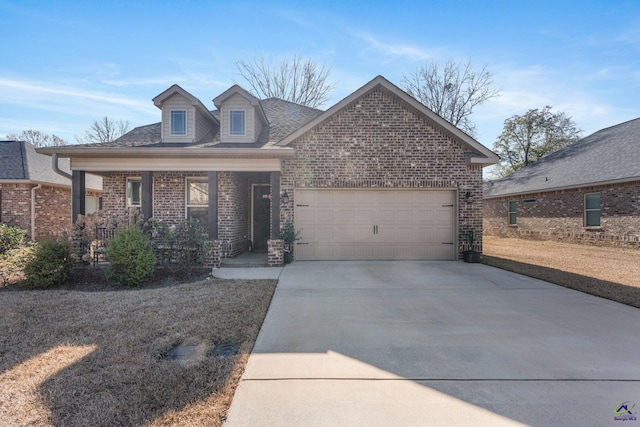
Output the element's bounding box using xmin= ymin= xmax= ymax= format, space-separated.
xmin=5 ymin=130 xmax=68 ymax=147
xmin=402 ymin=58 xmax=499 ymax=136
xmin=492 ymin=106 xmax=582 ymax=177
xmin=76 ymin=117 xmax=130 ymax=144
xmin=235 ymin=54 xmax=335 ymax=108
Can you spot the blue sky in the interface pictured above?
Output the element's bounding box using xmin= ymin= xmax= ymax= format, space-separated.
xmin=1 ymin=0 xmax=639 ymax=157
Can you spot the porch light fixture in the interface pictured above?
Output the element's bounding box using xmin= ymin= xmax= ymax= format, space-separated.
xmin=280 ymin=190 xmax=289 ymax=205
xmin=464 ymin=191 xmax=472 ymax=203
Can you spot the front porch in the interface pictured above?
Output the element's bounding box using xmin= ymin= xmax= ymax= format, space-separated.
xmin=70 ymin=167 xmax=288 ymax=268
xmin=221 ymin=251 xmax=269 ymax=267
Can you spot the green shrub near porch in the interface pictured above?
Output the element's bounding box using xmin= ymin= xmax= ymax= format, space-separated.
xmin=22 ymin=240 xmax=73 ymax=288
xmin=106 ymin=226 xmax=156 ymax=287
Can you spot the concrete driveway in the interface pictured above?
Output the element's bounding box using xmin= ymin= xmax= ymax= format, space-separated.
xmin=225 ymin=261 xmax=640 ymax=426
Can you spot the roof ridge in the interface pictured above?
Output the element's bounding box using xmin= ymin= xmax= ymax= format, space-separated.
xmin=259 ymin=97 xmax=324 ymax=113
xmin=591 ymin=116 xmax=640 ymax=134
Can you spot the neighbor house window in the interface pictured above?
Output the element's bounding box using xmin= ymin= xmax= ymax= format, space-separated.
xmin=508 ymin=201 xmax=517 ymax=225
xmin=229 ymin=110 xmax=245 ymax=135
xmin=186 ymin=178 xmax=208 ymax=226
xmin=85 ymin=196 xmax=99 ymax=215
xmin=127 ymin=178 xmax=142 ymax=207
xmin=171 ymin=110 xmax=187 ymax=135
xmin=585 ymin=193 xmax=601 ymax=227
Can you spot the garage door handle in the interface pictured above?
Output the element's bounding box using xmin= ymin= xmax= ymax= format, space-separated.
xmin=442 ymin=242 xmax=454 ymax=245
xmin=296 ymin=242 xmax=309 ymax=245
xmin=442 ymin=204 xmax=454 ymax=207
xmin=296 ymin=204 xmax=309 ymax=207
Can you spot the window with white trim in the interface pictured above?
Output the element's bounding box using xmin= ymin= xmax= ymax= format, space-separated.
xmin=508 ymin=201 xmax=517 ymax=225
xmin=127 ymin=178 xmax=142 ymax=207
xmin=171 ymin=110 xmax=187 ymax=135
xmin=585 ymin=193 xmax=601 ymax=227
xmin=229 ymin=110 xmax=245 ymax=136
xmin=186 ymin=177 xmax=208 ymax=226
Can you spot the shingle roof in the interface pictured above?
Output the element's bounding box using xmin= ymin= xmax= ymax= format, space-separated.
xmin=99 ymin=97 xmax=323 ymax=149
xmin=260 ymin=98 xmax=323 ymax=141
xmin=0 ymin=140 xmax=102 ymax=189
xmin=484 ymin=117 xmax=640 ymax=198
xmin=85 ymin=122 xmax=162 ymax=148
xmin=0 ymin=141 xmax=28 ymax=180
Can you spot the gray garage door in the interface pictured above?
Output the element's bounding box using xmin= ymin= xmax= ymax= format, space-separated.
xmin=294 ymin=189 xmax=456 ymax=260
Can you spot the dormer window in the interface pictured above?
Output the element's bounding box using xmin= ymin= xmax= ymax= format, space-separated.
xmin=171 ymin=110 xmax=187 ymax=135
xmin=229 ymin=110 xmax=245 ymax=136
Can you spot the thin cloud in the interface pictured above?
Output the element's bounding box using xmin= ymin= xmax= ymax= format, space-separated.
xmin=0 ymin=77 xmax=156 ymax=114
xmin=103 ymin=76 xmax=187 ymax=87
xmin=355 ymin=31 xmax=432 ymax=62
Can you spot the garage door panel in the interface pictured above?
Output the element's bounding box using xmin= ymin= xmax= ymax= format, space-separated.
xmin=295 ymin=189 xmax=456 ymax=261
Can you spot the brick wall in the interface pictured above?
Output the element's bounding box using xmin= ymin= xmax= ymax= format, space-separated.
xmin=280 ymin=87 xmax=484 ymax=257
xmin=154 ymin=171 xmax=193 ymax=223
xmin=219 ymin=172 xmax=249 ymax=257
xmin=0 ymin=184 xmax=31 ymax=232
xmin=101 ymin=172 xmax=133 ymax=225
xmin=484 ymin=180 xmax=640 ymax=247
xmin=102 ymin=171 xmax=256 ymax=257
xmin=34 ymin=185 xmax=72 ymax=239
xmin=1 ymin=183 xmax=101 ymax=240
xmin=103 ymin=171 xmax=198 ymax=226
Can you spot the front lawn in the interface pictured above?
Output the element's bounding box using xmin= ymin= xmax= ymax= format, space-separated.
xmin=0 ymin=276 xmax=277 ymax=426
xmin=483 ymin=235 xmax=640 ymax=308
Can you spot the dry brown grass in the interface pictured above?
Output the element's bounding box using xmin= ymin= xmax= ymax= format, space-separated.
xmin=0 ymin=276 xmax=277 ymax=426
xmin=483 ymin=235 xmax=640 ymax=308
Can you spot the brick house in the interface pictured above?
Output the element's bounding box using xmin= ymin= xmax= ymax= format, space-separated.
xmin=38 ymin=76 xmax=498 ymax=265
xmin=0 ymin=140 xmax=102 ymax=240
xmin=484 ymin=118 xmax=640 ymax=247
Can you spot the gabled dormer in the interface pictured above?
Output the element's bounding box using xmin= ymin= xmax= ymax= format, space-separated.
xmin=213 ymin=85 xmax=268 ymax=143
xmin=153 ymin=84 xmax=218 ymax=144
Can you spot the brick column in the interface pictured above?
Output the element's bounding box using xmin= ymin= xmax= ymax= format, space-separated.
xmin=267 ymin=239 xmax=284 ymax=267
xmin=204 ymin=240 xmax=222 ymax=269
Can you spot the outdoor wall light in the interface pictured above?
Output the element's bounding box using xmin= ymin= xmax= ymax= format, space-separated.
xmin=464 ymin=191 xmax=472 ymax=203
xmin=280 ymin=190 xmax=289 ymax=205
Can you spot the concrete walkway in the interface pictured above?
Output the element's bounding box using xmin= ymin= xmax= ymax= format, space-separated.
xmin=225 ymin=261 xmax=640 ymax=426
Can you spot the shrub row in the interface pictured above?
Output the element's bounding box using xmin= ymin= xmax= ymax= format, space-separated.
xmin=0 ymin=220 xmax=209 ymax=289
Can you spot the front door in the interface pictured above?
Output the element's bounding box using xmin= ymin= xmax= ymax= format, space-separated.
xmin=252 ymin=184 xmax=271 ymax=252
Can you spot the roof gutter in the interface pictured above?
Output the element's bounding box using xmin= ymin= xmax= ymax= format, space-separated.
xmin=52 ymin=153 xmax=72 ymax=179
xmin=38 ymin=146 xmax=295 ymax=159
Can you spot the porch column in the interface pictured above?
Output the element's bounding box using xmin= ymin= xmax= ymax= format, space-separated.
xmin=72 ymin=170 xmax=86 ymax=223
xmin=141 ymin=171 xmax=153 ymax=221
xmin=270 ymin=171 xmax=281 ymax=239
xmin=208 ymin=171 xmax=218 ymax=239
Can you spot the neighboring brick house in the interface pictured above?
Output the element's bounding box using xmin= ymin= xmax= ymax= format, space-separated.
xmin=38 ymin=76 xmax=498 ymax=265
xmin=0 ymin=140 xmax=102 ymax=240
xmin=484 ymin=118 xmax=640 ymax=247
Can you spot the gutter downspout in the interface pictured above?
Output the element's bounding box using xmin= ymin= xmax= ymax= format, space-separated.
xmin=52 ymin=153 xmax=72 ymax=180
xmin=31 ymin=184 xmax=42 ymax=241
